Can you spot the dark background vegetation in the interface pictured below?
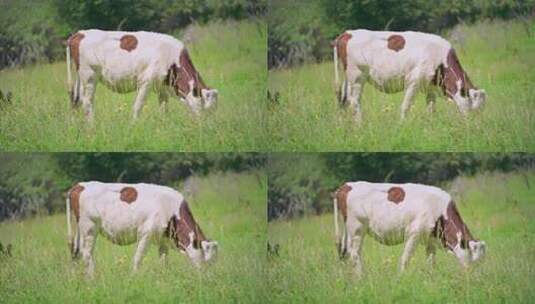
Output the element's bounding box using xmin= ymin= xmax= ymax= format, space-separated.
xmin=0 ymin=0 xmax=267 ymax=69
xmin=0 ymin=153 xmax=266 ymax=221
xmin=268 ymin=0 xmax=535 ymax=68
xmin=268 ymin=153 xmax=535 ymax=220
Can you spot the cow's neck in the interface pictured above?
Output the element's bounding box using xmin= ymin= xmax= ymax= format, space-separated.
xmin=435 ymin=48 xmax=476 ymax=99
xmin=176 ymin=201 xmax=206 ymax=250
xmin=433 ymin=201 xmax=474 ymax=251
xmin=178 ymin=49 xmax=208 ymax=96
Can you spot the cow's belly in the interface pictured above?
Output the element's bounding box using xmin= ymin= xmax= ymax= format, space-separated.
xmin=362 ymin=204 xmax=412 ymax=246
xmin=97 ymin=207 xmax=145 ymax=245
xmin=98 ymin=71 xmax=138 ymax=94
xmin=366 ymin=73 xmax=405 ymax=94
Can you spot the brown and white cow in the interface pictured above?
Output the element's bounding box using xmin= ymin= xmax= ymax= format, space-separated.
xmin=333 ymin=181 xmax=486 ymax=275
xmin=332 ymin=30 xmax=486 ymax=120
xmin=66 ymin=30 xmax=218 ymax=121
xmin=66 ymin=181 xmax=218 ymax=277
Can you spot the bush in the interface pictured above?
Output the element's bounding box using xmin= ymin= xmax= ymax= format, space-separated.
xmin=0 ymin=0 xmax=267 ymax=69
xmin=268 ymin=0 xmax=535 ymax=68
xmin=0 ymin=153 xmax=266 ymax=221
xmin=268 ymin=153 xmax=535 ymax=220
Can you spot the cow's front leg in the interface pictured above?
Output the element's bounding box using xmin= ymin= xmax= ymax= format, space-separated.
xmin=426 ymin=91 xmax=436 ymax=113
xmin=158 ymin=242 xmax=168 ymax=264
xmin=158 ymin=89 xmax=169 ymax=113
xmin=132 ymin=81 xmax=151 ymax=119
xmin=426 ymin=241 xmax=436 ymax=267
xmin=132 ymin=232 xmax=151 ymax=272
xmin=400 ymin=234 xmax=419 ymax=271
xmin=400 ymin=82 xmax=419 ymax=119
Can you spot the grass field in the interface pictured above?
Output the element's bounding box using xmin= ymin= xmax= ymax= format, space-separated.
xmin=267 ymin=20 xmax=535 ymax=151
xmin=0 ymin=172 xmax=267 ymax=303
xmin=0 ymin=20 xmax=266 ymax=151
xmin=267 ymin=171 xmax=535 ymax=303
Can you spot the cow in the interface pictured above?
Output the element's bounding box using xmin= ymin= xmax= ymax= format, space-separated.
xmin=66 ymin=181 xmax=218 ymax=278
xmin=332 ymin=30 xmax=486 ymax=120
xmin=66 ymin=30 xmax=218 ymax=121
xmin=333 ymin=181 xmax=486 ymax=276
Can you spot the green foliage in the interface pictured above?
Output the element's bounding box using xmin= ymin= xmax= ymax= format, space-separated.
xmin=268 ymin=153 xmax=535 ymax=220
xmin=268 ymin=0 xmax=535 ymax=67
xmin=0 ymin=153 xmax=265 ymax=221
xmin=268 ymin=172 xmax=535 ymax=303
xmin=268 ymin=153 xmax=338 ymax=220
xmin=267 ymin=20 xmax=535 ymax=151
xmin=0 ymin=0 xmax=68 ymax=68
xmin=0 ymin=0 xmax=266 ymax=69
xmin=0 ymin=20 xmax=267 ymax=151
xmin=0 ymin=172 xmax=268 ymax=303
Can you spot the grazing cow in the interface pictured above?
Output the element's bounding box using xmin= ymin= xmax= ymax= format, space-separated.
xmin=66 ymin=30 xmax=218 ymax=121
xmin=333 ymin=181 xmax=486 ymax=275
xmin=66 ymin=182 xmax=218 ymax=277
xmin=332 ymin=30 xmax=486 ymax=120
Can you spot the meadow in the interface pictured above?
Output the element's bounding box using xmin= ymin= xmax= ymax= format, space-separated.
xmin=0 ymin=172 xmax=268 ymax=303
xmin=267 ymin=20 xmax=535 ymax=151
xmin=267 ymin=171 xmax=535 ymax=303
xmin=0 ymin=20 xmax=266 ymax=151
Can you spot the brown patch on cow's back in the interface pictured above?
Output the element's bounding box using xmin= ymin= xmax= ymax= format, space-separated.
xmin=335 ymin=184 xmax=352 ymax=221
xmin=387 ymin=35 xmax=405 ymax=52
xmin=120 ymin=35 xmax=138 ymax=52
xmin=334 ymin=32 xmax=352 ymax=70
xmin=120 ymin=187 xmax=138 ymax=204
xmin=68 ymin=32 xmax=85 ymax=70
xmin=387 ymin=186 xmax=405 ymax=204
xmin=68 ymin=184 xmax=85 ymax=221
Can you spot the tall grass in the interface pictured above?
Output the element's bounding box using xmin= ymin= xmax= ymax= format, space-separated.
xmin=0 ymin=20 xmax=267 ymax=151
xmin=0 ymin=172 xmax=267 ymax=303
xmin=267 ymin=20 xmax=535 ymax=151
xmin=267 ymin=171 xmax=535 ymax=303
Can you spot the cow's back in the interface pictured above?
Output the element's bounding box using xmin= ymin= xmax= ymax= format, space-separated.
xmin=78 ymin=182 xmax=182 ymax=224
xmin=346 ymin=30 xmax=451 ymax=76
xmin=77 ymin=30 xmax=184 ymax=81
xmin=346 ymin=181 xmax=450 ymax=221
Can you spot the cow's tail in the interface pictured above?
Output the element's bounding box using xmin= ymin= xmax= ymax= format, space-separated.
xmin=66 ymin=40 xmax=81 ymax=108
xmin=333 ymin=40 xmax=339 ymax=90
xmin=333 ymin=37 xmax=348 ymax=106
xmin=66 ymin=189 xmax=80 ymax=260
xmin=333 ymin=192 xmax=348 ymax=260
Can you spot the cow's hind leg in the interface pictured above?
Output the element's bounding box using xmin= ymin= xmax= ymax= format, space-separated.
xmin=132 ymin=81 xmax=151 ymax=119
xmin=79 ymin=219 xmax=97 ymax=278
xmin=346 ymin=218 xmax=365 ymax=276
xmin=400 ymin=233 xmax=420 ymax=272
xmin=346 ymin=67 xmax=365 ymax=122
xmin=79 ymin=68 xmax=97 ymax=122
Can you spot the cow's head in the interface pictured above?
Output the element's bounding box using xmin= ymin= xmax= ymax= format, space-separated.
xmin=434 ymin=49 xmax=486 ymax=115
xmin=167 ymin=201 xmax=218 ymax=267
xmin=166 ymin=49 xmax=218 ymax=114
xmin=434 ymin=201 xmax=486 ymax=268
